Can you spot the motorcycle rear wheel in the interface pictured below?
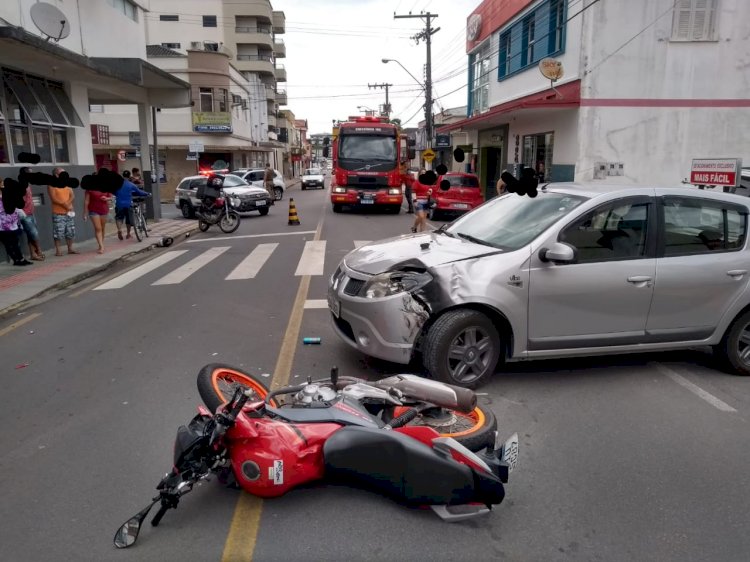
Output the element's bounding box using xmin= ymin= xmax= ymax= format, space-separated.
xmin=390 ymin=404 xmax=497 ymax=451
xmin=198 ymin=220 xmax=210 ymax=232
xmin=197 ymin=363 xmax=277 ymax=412
xmin=219 ymin=212 xmax=240 ymax=233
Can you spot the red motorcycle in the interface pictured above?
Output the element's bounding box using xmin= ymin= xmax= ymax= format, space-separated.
xmin=114 ymin=364 xmax=519 ymax=548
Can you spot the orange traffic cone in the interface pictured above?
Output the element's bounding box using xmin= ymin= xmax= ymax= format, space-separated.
xmin=288 ymin=198 xmax=300 ymax=226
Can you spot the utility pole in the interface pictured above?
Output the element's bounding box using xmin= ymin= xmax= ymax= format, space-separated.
xmin=394 ymin=11 xmax=439 ymax=152
xmin=368 ymin=82 xmax=392 ymax=119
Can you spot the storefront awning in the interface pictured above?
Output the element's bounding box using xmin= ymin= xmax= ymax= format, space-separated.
xmin=0 ymin=26 xmax=190 ymax=108
xmin=438 ymin=80 xmax=581 ymax=133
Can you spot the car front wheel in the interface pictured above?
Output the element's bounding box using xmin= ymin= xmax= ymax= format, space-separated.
xmin=423 ymin=309 xmax=502 ymax=388
xmin=274 ymin=187 xmax=283 ymax=201
xmin=180 ymin=201 xmax=195 ymax=219
xmin=715 ymin=310 xmax=750 ymax=376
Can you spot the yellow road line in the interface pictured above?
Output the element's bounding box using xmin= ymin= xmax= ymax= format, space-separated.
xmin=221 ymin=212 xmax=325 ymax=562
xmin=0 ymin=312 xmax=42 ymax=337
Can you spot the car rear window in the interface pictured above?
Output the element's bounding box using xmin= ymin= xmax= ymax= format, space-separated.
xmin=445 ymin=175 xmax=479 ymax=187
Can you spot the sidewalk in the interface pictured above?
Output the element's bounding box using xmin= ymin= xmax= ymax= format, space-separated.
xmin=0 ymin=218 xmax=197 ymax=316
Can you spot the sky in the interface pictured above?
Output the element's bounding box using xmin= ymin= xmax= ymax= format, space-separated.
xmin=272 ymin=0 xmax=481 ymax=135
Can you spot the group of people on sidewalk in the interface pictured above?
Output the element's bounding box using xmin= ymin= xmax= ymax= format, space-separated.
xmin=0 ymin=167 xmax=148 ymax=266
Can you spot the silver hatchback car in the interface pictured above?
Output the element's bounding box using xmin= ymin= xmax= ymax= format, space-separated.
xmin=328 ymin=183 xmax=750 ymax=388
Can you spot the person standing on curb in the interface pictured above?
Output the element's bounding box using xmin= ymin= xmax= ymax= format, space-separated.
xmin=19 ymin=180 xmax=44 ymax=260
xmin=83 ymin=178 xmax=112 ymax=254
xmin=47 ymin=167 xmax=78 ymax=256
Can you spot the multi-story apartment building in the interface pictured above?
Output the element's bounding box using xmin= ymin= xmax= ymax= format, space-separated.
xmin=92 ymin=0 xmax=289 ymax=197
xmin=440 ymin=0 xmax=750 ymax=195
xmin=0 ymin=0 xmax=189 ymax=249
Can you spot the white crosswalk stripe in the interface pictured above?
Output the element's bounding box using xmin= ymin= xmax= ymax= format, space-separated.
xmin=152 ymin=246 xmax=230 ymax=285
xmin=294 ymin=240 xmax=327 ymax=276
xmin=226 ymin=243 xmax=278 ymax=280
xmin=94 ymin=250 xmax=188 ymax=290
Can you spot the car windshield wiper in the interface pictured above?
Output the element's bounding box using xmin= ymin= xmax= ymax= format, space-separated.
xmin=456 ymin=232 xmax=498 ymax=248
xmin=434 ymin=224 xmax=455 ymax=237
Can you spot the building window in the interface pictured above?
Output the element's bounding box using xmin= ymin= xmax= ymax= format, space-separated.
xmin=522 ymin=132 xmax=554 ymax=182
xmin=498 ymin=0 xmax=566 ymax=80
xmin=161 ymin=42 xmax=181 ymax=49
xmin=32 ymin=127 xmax=52 ymax=163
xmin=470 ymin=41 xmax=490 ymax=115
xmin=159 ymin=15 xmax=179 ymax=22
xmin=203 ymin=15 xmax=217 ymax=28
xmin=52 ymin=129 xmax=69 ymax=163
xmin=0 ymin=123 xmax=8 ymax=163
xmin=671 ymin=0 xmax=718 ymax=41
xmin=217 ymin=88 xmax=228 ymax=112
xmin=107 ymin=0 xmax=138 ymax=22
xmin=199 ymin=88 xmax=213 ymax=112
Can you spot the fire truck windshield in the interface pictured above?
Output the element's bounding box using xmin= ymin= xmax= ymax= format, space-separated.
xmin=339 ymin=135 xmax=396 ymax=162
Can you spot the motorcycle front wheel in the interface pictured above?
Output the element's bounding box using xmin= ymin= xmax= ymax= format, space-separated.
xmin=198 ymin=220 xmax=210 ymax=232
xmin=388 ymin=404 xmax=497 ymax=452
xmin=219 ymin=211 xmax=240 ymax=233
xmin=197 ymin=363 xmax=278 ymax=413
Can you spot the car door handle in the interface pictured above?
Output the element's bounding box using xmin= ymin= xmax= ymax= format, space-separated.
xmin=727 ymin=270 xmax=747 ymax=278
xmin=627 ymin=276 xmax=653 ymax=284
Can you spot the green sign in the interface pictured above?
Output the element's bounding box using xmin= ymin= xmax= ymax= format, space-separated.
xmin=192 ymin=112 xmax=232 ymax=133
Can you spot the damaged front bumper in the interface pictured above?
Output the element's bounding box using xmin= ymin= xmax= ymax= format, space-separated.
xmin=328 ymin=263 xmax=430 ymax=364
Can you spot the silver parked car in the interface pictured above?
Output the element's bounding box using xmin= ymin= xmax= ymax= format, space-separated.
xmin=328 ymin=183 xmax=750 ymax=387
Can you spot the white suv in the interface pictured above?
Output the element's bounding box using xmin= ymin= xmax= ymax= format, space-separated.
xmin=174 ymin=174 xmax=272 ymax=218
xmin=230 ymin=169 xmax=285 ymax=201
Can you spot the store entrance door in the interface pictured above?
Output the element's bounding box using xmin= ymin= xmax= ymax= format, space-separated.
xmin=482 ymin=147 xmax=502 ymax=199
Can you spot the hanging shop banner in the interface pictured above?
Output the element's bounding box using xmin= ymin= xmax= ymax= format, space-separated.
xmin=192 ymin=112 xmax=232 ymax=133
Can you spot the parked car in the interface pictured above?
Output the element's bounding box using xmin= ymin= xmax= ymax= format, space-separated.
xmin=428 ymin=172 xmax=483 ymax=219
xmin=174 ymin=174 xmax=272 ymax=218
xmin=328 ymin=183 xmax=750 ymax=388
xmin=301 ymin=168 xmax=325 ymax=190
xmin=230 ymin=169 xmax=285 ymax=201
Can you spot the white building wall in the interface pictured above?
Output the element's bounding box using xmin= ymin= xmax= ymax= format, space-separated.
xmin=145 ymin=0 xmax=225 ymax=52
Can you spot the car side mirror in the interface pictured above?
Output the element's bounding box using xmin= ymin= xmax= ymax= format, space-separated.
xmin=539 ymin=242 xmax=576 ymax=264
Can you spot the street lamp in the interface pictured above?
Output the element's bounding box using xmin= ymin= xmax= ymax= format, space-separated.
xmin=382 ymin=57 xmax=432 ymax=158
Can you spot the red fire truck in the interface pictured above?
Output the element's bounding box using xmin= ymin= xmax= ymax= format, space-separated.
xmin=330 ymin=116 xmax=405 ymax=213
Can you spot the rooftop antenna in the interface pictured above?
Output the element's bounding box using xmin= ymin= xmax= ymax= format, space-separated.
xmin=30 ymin=2 xmax=71 ymax=43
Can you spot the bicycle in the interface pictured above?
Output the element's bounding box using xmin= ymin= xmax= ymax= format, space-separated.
xmin=131 ymin=196 xmax=149 ymax=242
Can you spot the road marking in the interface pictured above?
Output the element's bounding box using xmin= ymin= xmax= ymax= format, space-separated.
xmin=221 ymin=209 xmax=326 ymax=562
xmin=0 ymin=312 xmax=42 ymax=337
xmin=353 ymin=240 xmax=371 ymax=248
xmin=304 ymin=299 xmax=328 ymax=309
xmin=152 ymin=247 xmax=229 ymax=285
xmin=655 ymin=363 xmax=737 ymax=413
xmin=93 ymin=251 xmax=187 ymax=290
xmin=294 ymin=240 xmax=326 ymax=276
xmin=226 ymin=243 xmax=278 ymax=280
xmin=187 ymin=230 xmax=316 ymax=243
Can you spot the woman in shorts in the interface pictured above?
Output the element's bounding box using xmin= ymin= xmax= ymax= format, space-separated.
xmin=84 ymin=187 xmax=112 ymax=254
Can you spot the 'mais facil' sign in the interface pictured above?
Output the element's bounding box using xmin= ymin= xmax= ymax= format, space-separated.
xmin=690 ymin=158 xmax=742 ymax=187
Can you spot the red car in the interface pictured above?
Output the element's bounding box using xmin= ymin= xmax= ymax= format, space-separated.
xmin=427 ymin=172 xmax=483 ymax=219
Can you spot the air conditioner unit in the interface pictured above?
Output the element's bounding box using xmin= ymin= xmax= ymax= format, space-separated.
xmin=190 ymin=41 xmax=202 ymax=49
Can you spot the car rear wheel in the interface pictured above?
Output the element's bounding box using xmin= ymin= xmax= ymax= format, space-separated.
xmin=423 ymin=309 xmax=502 ymax=389
xmin=714 ymin=309 xmax=750 ymax=376
xmin=180 ymin=201 xmax=195 ymax=219
xmin=274 ymin=187 xmax=283 ymax=201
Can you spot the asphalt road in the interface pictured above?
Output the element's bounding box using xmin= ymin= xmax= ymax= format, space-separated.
xmin=1 ymin=182 xmax=749 ymax=561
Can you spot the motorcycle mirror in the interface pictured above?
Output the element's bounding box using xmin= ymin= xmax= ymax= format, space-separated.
xmin=113 ymin=500 xmax=158 ymax=548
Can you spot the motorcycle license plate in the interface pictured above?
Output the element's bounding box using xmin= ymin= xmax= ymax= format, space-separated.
xmin=328 ymin=294 xmax=340 ymax=318
xmin=501 ymin=432 xmax=519 ymax=472
xmin=256 ymin=200 xmax=267 ymax=207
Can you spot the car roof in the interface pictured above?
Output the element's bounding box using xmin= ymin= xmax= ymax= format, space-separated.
xmin=542 ymin=182 xmax=750 ymax=203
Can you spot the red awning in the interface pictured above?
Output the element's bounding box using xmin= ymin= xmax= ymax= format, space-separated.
xmin=438 ymin=79 xmax=581 ymax=133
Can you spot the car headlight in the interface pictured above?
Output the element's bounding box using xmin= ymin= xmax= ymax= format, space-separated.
xmin=333 ymin=187 xmax=346 ymax=193
xmin=230 ymin=198 xmax=241 ymax=207
xmin=388 ymin=188 xmax=401 ymax=195
xmin=363 ymin=271 xmax=432 ymax=298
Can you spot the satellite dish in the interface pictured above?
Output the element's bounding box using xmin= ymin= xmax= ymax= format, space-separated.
xmin=30 ymin=2 xmax=71 ymax=42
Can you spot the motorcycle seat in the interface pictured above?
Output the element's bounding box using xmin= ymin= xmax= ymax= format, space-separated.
xmin=323 ymin=426 xmax=476 ymax=505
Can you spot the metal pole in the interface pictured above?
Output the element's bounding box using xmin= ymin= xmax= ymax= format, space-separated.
xmin=149 ymin=106 xmax=161 ymax=220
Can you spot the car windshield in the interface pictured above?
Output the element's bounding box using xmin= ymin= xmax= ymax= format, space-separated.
xmin=222 ymin=175 xmax=248 ymax=187
xmin=443 ymin=175 xmax=479 ymax=187
xmin=446 ymin=191 xmax=588 ymax=250
xmin=305 ymin=168 xmax=322 ymax=175
xmin=339 ymin=135 xmax=396 ymax=161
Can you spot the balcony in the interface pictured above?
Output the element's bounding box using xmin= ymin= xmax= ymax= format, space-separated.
xmin=265 ymin=86 xmax=276 ymax=101
xmin=273 ymin=38 xmax=285 ymax=58
xmin=274 ymin=64 xmax=286 ymax=82
xmin=233 ymin=28 xmax=273 ymax=49
xmin=276 ymin=89 xmax=287 ymax=105
xmin=272 ymin=11 xmax=286 ymax=34
xmin=267 ymin=113 xmax=276 ymax=127
xmin=235 ymin=54 xmax=274 ymax=76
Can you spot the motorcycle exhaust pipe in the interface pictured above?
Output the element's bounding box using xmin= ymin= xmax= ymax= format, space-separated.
xmin=375 ymin=375 xmax=477 ymax=413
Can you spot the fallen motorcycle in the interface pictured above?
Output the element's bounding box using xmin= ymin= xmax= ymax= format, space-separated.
xmin=114 ymin=364 xmax=519 ymax=548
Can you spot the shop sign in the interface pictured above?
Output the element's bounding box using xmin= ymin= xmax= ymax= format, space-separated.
xmin=192 ymin=112 xmax=232 ymax=133
xmin=128 ymin=131 xmax=141 ymax=147
xmin=435 ymin=134 xmax=451 ymax=148
xmin=690 ymin=158 xmax=741 ymax=186
xmin=91 ymin=124 xmax=109 ymax=145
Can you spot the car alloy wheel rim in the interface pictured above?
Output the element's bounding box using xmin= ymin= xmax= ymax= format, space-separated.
xmin=737 ymin=322 xmax=750 ymax=367
xmin=447 ymin=326 xmax=492 ymax=384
